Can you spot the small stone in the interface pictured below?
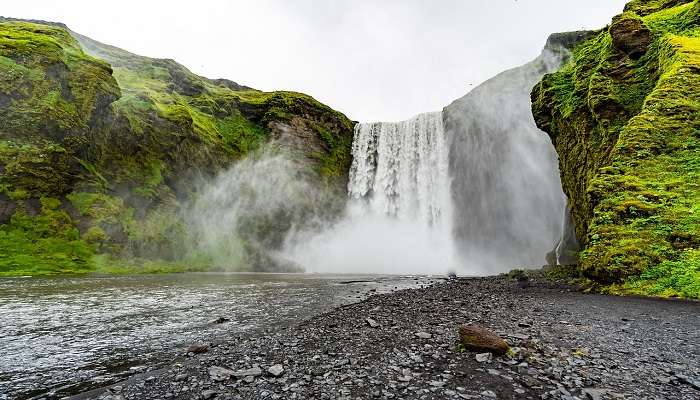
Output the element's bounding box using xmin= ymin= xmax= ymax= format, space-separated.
xmin=366 ymin=318 xmax=380 ymax=328
xmin=208 ymin=366 xmax=235 ymax=381
xmin=582 ymin=388 xmax=607 ymax=400
xmin=201 ymin=390 xmax=218 ymax=399
xmin=174 ymin=373 xmax=188 ymax=382
xmin=188 ymin=343 xmax=209 ymax=354
xmin=210 ymin=317 xmax=230 ymax=324
xmin=415 ymin=332 xmax=432 ymax=339
xmin=268 ymin=364 xmax=285 ymax=377
xmin=234 ymin=366 xmax=263 ymax=378
xmin=475 ymin=353 xmax=493 ymax=363
xmin=481 ymin=390 xmax=497 ymax=398
xmin=334 ymin=358 xmax=350 ymax=367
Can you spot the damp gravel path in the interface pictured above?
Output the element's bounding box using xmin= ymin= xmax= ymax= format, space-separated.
xmin=85 ymin=276 xmax=699 ymax=400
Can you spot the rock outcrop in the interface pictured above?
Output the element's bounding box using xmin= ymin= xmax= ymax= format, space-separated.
xmin=532 ymin=0 xmax=700 ymax=297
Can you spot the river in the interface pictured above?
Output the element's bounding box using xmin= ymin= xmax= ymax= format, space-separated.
xmin=0 ymin=273 xmax=432 ymax=399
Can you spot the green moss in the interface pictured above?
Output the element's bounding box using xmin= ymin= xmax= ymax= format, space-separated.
xmin=0 ymin=21 xmax=120 ymax=136
xmin=532 ymin=0 xmax=700 ymax=297
xmin=0 ymin=20 xmax=355 ymax=276
xmin=622 ymin=249 xmax=700 ymax=298
xmin=0 ymin=198 xmax=95 ymax=276
xmin=91 ymin=254 xmax=209 ymax=275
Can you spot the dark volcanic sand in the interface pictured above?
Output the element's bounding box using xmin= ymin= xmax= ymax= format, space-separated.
xmin=82 ymin=276 xmax=699 ymax=400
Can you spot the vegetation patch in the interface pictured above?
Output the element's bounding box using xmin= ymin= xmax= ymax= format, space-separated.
xmin=0 ymin=20 xmax=355 ymax=276
xmin=532 ymin=0 xmax=700 ymax=297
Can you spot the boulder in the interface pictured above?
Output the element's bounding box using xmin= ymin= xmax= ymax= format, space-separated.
xmin=458 ymin=325 xmax=509 ymax=355
xmin=610 ymin=15 xmax=652 ymax=59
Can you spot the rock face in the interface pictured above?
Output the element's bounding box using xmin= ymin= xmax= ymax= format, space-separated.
xmin=458 ymin=324 xmax=510 ymax=355
xmin=532 ymin=0 xmax=700 ymax=297
xmin=609 ymin=15 xmax=652 ymax=59
xmin=0 ymin=18 xmax=354 ymax=275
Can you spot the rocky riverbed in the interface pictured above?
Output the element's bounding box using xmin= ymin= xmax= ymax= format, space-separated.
xmin=84 ymin=276 xmax=700 ymax=400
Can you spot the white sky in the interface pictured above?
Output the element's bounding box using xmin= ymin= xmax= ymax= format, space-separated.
xmin=2 ymin=0 xmax=628 ymax=122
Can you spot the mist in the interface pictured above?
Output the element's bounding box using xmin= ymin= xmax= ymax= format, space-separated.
xmin=444 ymin=37 xmax=574 ymax=273
xmin=184 ymin=148 xmax=339 ymax=272
xmin=283 ymin=202 xmax=457 ymax=275
xmin=284 ymin=113 xmax=459 ymax=275
xmin=185 ymin=38 xmax=577 ymax=276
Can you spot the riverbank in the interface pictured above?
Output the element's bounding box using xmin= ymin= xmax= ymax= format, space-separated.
xmin=87 ymin=275 xmax=700 ymax=400
xmin=0 ymin=273 xmax=433 ymax=399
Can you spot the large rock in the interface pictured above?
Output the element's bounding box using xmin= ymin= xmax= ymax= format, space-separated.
xmin=610 ymin=15 xmax=652 ymax=59
xmin=458 ymin=325 xmax=509 ymax=355
xmin=531 ymin=0 xmax=700 ymax=295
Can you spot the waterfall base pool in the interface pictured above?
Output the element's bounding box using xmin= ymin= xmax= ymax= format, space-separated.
xmin=0 ymin=273 xmax=433 ymax=399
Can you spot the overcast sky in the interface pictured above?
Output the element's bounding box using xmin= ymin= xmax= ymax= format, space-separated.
xmin=3 ymin=1 xmax=627 ymax=122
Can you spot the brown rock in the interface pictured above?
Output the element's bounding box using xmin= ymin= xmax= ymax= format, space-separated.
xmin=610 ymin=16 xmax=652 ymax=59
xmin=458 ymin=325 xmax=510 ymax=355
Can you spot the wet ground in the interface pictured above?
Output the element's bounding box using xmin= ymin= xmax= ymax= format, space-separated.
xmin=98 ymin=276 xmax=700 ymax=400
xmin=0 ymin=273 xmax=433 ymax=399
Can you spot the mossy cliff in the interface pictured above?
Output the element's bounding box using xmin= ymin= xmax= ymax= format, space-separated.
xmin=532 ymin=0 xmax=700 ymax=298
xmin=0 ymin=19 xmax=354 ymax=275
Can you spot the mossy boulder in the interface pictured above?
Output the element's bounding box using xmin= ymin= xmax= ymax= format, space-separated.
xmin=532 ymin=0 xmax=700 ymax=298
xmin=0 ymin=19 xmax=355 ymax=275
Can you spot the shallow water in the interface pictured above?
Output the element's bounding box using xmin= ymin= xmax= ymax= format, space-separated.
xmin=0 ymin=273 xmax=431 ymax=399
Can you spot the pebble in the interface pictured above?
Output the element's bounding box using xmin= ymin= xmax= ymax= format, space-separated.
xmin=268 ymin=364 xmax=285 ymax=377
xmin=105 ymin=276 xmax=700 ymax=400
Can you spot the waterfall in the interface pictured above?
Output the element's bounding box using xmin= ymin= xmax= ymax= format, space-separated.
xmin=443 ymin=43 xmax=570 ymax=271
xmin=284 ymin=112 xmax=457 ymax=275
xmin=286 ymin=38 xmax=576 ymax=275
xmin=348 ymin=112 xmax=451 ymax=227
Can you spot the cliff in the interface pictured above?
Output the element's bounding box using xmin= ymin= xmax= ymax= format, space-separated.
xmin=532 ymin=0 xmax=700 ymax=297
xmin=0 ymin=19 xmax=354 ymax=275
